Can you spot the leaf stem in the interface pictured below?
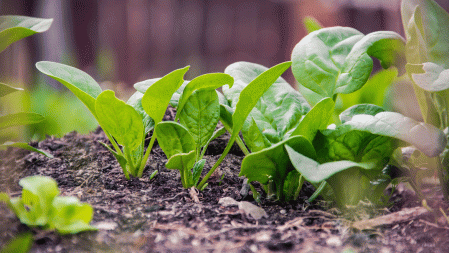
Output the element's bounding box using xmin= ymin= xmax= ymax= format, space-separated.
xmin=197 ymin=136 xmax=235 ymax=189
xmin=436 ymin=156 xmax=449 ymax=200
xmin=137 ymin=132 xmax=157 ymax=177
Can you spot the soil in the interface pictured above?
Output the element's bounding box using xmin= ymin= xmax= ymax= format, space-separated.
xmin=1 ymin=110 xmax=449 ymax=252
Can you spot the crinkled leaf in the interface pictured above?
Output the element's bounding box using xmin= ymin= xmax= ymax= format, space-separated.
xmin=95 ymin=90 xmax=144 ymax=151
xmin=289 ymin=97 xmax=334 ymax=141
xmin=303 ymin=16 xmax=323 ymax=33
xmin=291 ymin=27 xmax=404 ymax=97
xmin=239 ymin=136 xmax=316 ymax=201
xmin=141 ymin=66 xmax=190 ymax=125
xmin=0 ymin=112 xmax=45 ymax=129
xmin=36 ymin=61 xmax=102 ymax=116
xmin=224 ymin=61 xmax=309 ymax=143
xmin=330 ymin=111 xmax=446 ymax=157
xmin=155 ymin=121 xmax=195 ymax=158
xmin=178 ymin=90 xmax=220 ymax=147
xmin=50 ymin=196 xmax=96 ymax=234
xmin=0 ymin=15 xmax=53 ymax=53
xmin=176 ymin=73 xmax=233 ymax=119
xmin=0 ymin=141 xmax=53 ymax=158
xmin=0 ymin=82 xmax=23 ymax=97
xmin=127 ymin=91 xmax=155 ymax=134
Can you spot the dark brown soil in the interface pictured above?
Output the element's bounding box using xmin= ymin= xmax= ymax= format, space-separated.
xmin=1 ymin=122 xmax=449 ymax=252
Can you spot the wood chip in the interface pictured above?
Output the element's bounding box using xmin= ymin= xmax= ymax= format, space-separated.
xmin=352 ymin=207 xmax=429 ymax=230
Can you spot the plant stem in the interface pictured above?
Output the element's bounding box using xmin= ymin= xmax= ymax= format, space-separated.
xmin=235 ymin=135 xmax=250 ymax=156
xmin=197 ymin=136 xmax=235 ymax=189
xmin=104 ymin=130 xmax=123 ymax=156
xmin=137 ymin=132 xmax=157 ymax=177
xmin=436 ymin=156 xmax=449 ymax=200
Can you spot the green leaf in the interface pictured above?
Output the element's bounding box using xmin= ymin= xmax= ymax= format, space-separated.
xmin=95 ymin=90 xmax=144 ymax=151
xmin=127 ymin=91 xmax=155 ymax=134
xmin=239 ymin=136 xmax=316 ymax=201
xmin=0 ymin=15 xmax=53 ymax=53
xmin=192 ymin=159 xmax=206 ymax=186
xmin=0 ymin=141 xmax=53 ymax=158
xmin=286 ymin=145 xmax=379 ymax=207
xmin=141 ymin=66 xmax=190 ymax=125
xmin=134 ymin=78 xmax=190 ymax=107
xmin=289 ymin=97 xmax=334 ymax=141
xmin=330 ymin=110 xmax=446 ymax=157
xmin=0 ymin=112 xmax=45 ymax=129
xmin=339 ymin=104 xmax=385 ymax=124
xmin=50 ymin=196 xmax=96 ymax=234
xmin=12 ymin=176 xmax=60 ymax=226
xmin=165 ymin=150 xmax=197 ymax=188
xmin=303 ymin=16 xmax=323 ymax=33
xmin=241 ymin=117 xmax=272 ymax=152
xmin=286 ymin=145 xmax=376 ymax=183
xmin=0 ymin=82 xmax=23 ymax=97
xmin=224 ymin=61 xmax=308 ymax=142
xmin=36 ymin=61 xmax=102 ymax=116
xmin=176 ymin=73 xmax=233 ymax=119
xmin=409 ymin=62 xmax=449 ymax=92
xmin=0 ymin=232 xmax=33 ymax=253
xmin=283 ymin=170 xmax=304 ymax=202
xmin=291 ymin=27 xmax=405 ymax=97
xmin=155 ymin=121 xmax=196 ymax=158
xmin=178 ymin=90 xmax=220 ymax=147
xmin=336 ymin=68 xmax=398 ymax=114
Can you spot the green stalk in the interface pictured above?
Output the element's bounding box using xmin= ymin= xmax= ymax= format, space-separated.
xmin=137 ymin=132 xmax=157 ymax=177
xmin=235 ymin=135 xmax=250 ymax=156
xmin=197 ymin=136 xmax=236 ymax=189
xmin=436 ymin=156 xmax=449 ymax=200
xmin=104 ymin=130 xmax=123 ymax=156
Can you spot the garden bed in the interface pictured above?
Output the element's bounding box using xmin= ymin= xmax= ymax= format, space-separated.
xmin=1 ymin=123 xmax=449 ymax=252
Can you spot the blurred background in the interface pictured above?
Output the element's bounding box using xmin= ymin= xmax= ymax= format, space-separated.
xmin=1 ymin=0 xmax=449 ymax=141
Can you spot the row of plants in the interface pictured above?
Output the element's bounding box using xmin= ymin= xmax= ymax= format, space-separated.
xmin=1 ymin=0 xmax=449 ymax=244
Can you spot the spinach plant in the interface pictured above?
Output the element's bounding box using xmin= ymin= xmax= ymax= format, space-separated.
xmin=400 ymin=0 xmax=449 ymax=198
xmin=36 ymin=61 xmax=190 ymax=179
xmin=0 ymin=15 xmax=53 ymax=158
xmin=152 ymin=73 xmax=233 ymax=188
xmin=0 ymin=175 xmax=96 ymax=234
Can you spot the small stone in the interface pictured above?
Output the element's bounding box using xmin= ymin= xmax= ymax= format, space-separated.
xmin=255 ymin=233 xmax=271 ymax=242
xmin=280 ymin=209 xmax=286 ymax=214
xmin=326 ymin=236 xmax=342 ymax=247
xmin=249 ymin=244 xmax=258 ymax=252
xmin=191 ymin=239 xmax=200 ymax=246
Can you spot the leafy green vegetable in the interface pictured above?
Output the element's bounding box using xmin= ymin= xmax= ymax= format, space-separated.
xmin=0 ymin=176 xmax=96 ymax=234
xmin=0 ymin=141 xmax=53 ymax=158
xmin=240 ymin=136 xmax=316 ymax=201
xmin=0 ymin=232 xmax=33 ymax=253
xmin=197 ymin=61 xmax=292 ymax=189
xmin=0 ymin=15 xmax=53 ymax=53
xmin=0 ymin=112 xmax=45 ymax=130
xmin=291 ymin=27 xmax=405 ymax=99
xmin=0 ymin=82 xmax=22 ymax=97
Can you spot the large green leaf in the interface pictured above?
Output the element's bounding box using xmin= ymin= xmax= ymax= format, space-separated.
xmin=0 ymin=232 xmax=33 ymax=253
xmin=0 ymin=82 xmax=23 ymax=97
xmin=176 ymin=73 xmax=233 ymax=119
xmin=134 ymin=78 xmax=190 ymax=108
xmin=0 ymin=112 xmax=45 ymax=129
xmin=0 ymin=15 xmax=53 ymax=53
xmin=155 ymin=121 xmax=196 ymax=158
xmin=239 ymin=136 xmax=316 ymax=201
xmin=409 ymin=62 xmax=449 ymax=92
xmin=141 ymin=66 xmax=189 ymax=125
xmin=223 ymin=61 xmax=309 ymax=144
xmin=286 ymin=145 xmax=378 ymax=207
xmin=36 ymin=61 xmax=102 ymax=116
xmin=328 ymin=110 xmax=446 ymax=157
xmin=95 ymin=90 xmax=144 ymax=151
xmin=178 ymin=90 xmax=220 ymax=147
xmin=127 ymin=91 xmax=155 ymax=134
xmin=291 ymin=27 xmax=404 ymax=98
